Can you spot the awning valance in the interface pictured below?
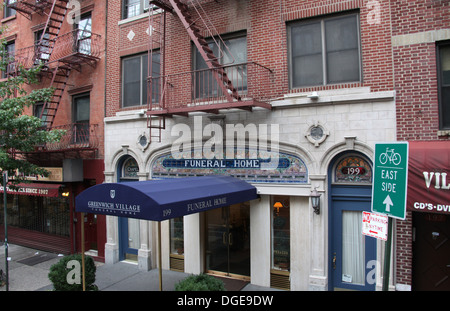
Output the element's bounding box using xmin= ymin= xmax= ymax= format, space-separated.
xmin=75 ymin=175 xmax=258 ymax=221
xmin=407 ymin=141 xmax=450 ymax=215
xmin=0 ymin=182 xmax=63 ymax=198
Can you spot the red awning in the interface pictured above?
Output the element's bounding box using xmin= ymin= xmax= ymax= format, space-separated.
xmin=0 ymin=183 xmax=63 ymax=198
xmin=407 ymin=141 xmax=450 ymax=215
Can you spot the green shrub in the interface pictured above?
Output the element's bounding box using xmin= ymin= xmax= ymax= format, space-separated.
xmin=48 ymin=254 xmax=98 ymax=291
xmin=175 ymin=274 xmax=226 ymax=291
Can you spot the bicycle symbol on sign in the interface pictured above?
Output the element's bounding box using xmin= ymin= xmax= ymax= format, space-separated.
xmin=379 ymin=148 xmax=401 ymax=165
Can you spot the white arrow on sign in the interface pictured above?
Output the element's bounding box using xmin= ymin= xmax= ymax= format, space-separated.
xmin=383 ymin=195 xmax=393 ymax=212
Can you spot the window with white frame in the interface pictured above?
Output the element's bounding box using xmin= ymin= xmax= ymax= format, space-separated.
xmin=122 ymin=0 xmax=150 ymax=19
xmin=288 ymin=13 xmax=361 ymax=88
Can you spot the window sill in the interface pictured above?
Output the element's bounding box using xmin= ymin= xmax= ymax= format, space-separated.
xmin=437 ymin=130 xmax=450 ymax=137
xmin=118 ymin=9 xmax=162 ymax=26
xmin=1 ymin=15 xmax=16 ymax=24
xmin=271 ymin=87 xmax=395 ymax=108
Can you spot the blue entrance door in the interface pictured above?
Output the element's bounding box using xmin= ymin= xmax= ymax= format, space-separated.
xmin=329 ymin=185 xmax=376 ymax=290
xmin=328 ymin=153 xmax=376 ymax=291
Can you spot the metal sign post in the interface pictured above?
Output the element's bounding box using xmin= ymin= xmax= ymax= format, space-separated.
xmin=372 ymin=142 xmax=409 ymax=291
xmin=3 ymin=171 xmax=9 ymax=291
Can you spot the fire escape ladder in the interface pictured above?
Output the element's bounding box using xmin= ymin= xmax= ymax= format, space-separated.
xmin=39 ymin=62 xmax=71 ymax=129
xmin=168 ymin=0 xmax=240 ymax=102
xmin=147 ymin=5 xmax=168 ymax=143
xmin=35 ymin=0 xmax=69 ymax=65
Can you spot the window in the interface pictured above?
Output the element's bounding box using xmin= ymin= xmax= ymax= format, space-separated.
xmin=122 ymin=0 xmax=149 ymax=19
xmin=4 ymin=0 xmax=16 ymax=19
xmin=438 ymin=42 xmax=450 ymax=129
xmin=193 ymin=34 xmax=247 ymax=98
xmin=334 ymin=155 xmax=372 ymax=184
xmin=72 ymin=94 xmax=90 ymax=144
xmin=288 ymin=13 xmax=361 ymax=88
xmin=33 ymin=101 xmax=48 ymax=126
xmin=122 ymin=53 xmax=160 ymax=107
xmin=76 ymin=13 xmax=92 ymax=55
xmin=271 ymin=196 xmax=290 ymax=272
xmin=35 ymin=29 xmax=50 ymax=63
xmin=170 ymin=217 xmax=184 ymax=255
xmin=1 ymin=40 xmax=15 ymax=79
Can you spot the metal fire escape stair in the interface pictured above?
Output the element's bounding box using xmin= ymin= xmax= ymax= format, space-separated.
xmin=36 ymin=0 xmax=70 ymax=129
xmin=147 ymin=4 xmax=167 ymax=143
xmin=147 ymin=0 xmax=242 ymax=142
xmin=170 ymin=0 xmax=241 ymax=102
xmin=39 ymin=62 xmax=71 ymax=128
xmin=35 ymin=0 xmax=69 ymax=65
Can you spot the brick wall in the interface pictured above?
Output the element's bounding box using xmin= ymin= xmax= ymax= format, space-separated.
xmin=1 ymin=0 xmax=106 ymax=158
xmin=106 ymin=0 xmax=395 ymax=117
xmin=391 ymin=0 xmax=450 ymax=289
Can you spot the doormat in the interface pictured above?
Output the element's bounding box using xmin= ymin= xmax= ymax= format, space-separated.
xmin=213 ymin=276 xmax=249 ymax=291
xmin=17 ymin=253 xmax=58 ymax=266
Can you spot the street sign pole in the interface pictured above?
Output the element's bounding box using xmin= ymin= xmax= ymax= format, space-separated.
xmin=372 ymin=142 xmax=409 ymax=291
xmin=3 ymin=171 xmax=9 ymax=291
xmin=382 ymin=217 xmax=393 ymax=291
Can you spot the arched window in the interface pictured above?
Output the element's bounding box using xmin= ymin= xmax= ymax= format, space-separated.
xmin=334 ymin=154 xmax=372 ymax=184
xmin=120 ymin=156 xmax=139 ymax=181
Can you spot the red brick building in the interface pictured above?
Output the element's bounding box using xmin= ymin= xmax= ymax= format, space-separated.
xmin=0 ymin=0 xmax=107 ymax=260
xmin=103 ymin=0 xmax=398 ymax=290
xmin=391 ymin=0 xmax=450 ymax=291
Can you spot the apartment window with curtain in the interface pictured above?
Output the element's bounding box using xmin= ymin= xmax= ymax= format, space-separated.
xmin=438 ymin=42 xmax=450 ymax=129
xmin=288 ymin=12 xmax=361 ymax=88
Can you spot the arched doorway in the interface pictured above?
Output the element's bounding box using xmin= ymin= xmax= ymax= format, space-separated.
xmin=117 ymin=155 xmax=140 ymax=261
xmin=328 ymin=152 xmax=376 ymax=290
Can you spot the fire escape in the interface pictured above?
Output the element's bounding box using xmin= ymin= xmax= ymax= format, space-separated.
xmin=6 ymin=0 xmax=102 ymax=161
xmin=147 ymin=0 xmax=274 ymax=142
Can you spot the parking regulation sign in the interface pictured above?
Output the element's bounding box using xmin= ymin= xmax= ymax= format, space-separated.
xmin=372 ymin=142 xmax=409 ymax=220
xmin=362 ymin=211 xmax=388 ymax=241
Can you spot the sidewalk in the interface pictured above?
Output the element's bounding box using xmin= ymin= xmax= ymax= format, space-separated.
xmin=0 ymin=244 xmax=278 ymax=291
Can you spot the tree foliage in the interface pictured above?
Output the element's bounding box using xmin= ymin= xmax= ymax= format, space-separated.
xmin=0 ymin=26 xmax=64 ymax=184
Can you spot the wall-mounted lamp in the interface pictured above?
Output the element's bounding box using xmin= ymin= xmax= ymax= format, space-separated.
xmin=273 ymin=201 xmax=283 ymax=215
xmin=307 ymin=91 xmax=319 ymax=100
xmin=310 ymin=188 xmax=321 ymax=215
xmin=61 ymin=191 xmax=70 ymax=197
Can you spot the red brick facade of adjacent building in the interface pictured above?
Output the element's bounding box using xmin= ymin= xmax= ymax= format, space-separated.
xmin=391 ymin=0 xmax=450 ymax=289
xmin=0 ymin=0 xmax=107 ymax=259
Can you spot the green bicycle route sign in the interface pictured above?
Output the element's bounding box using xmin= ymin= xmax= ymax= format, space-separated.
xmin=372 ymin=142 xmax=409 ymax=220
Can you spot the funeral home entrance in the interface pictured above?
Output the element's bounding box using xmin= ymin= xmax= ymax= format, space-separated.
xmin=206 ymin=202 xmax=251 ymax=280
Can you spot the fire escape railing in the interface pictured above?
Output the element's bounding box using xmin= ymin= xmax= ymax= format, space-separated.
xmin=147 ymin=61 xmax=274 ymax=116
xmin=5 ymin=30 xmax=102 ymax=74
xmin=38 ymin=123 xmax=99 ymax=151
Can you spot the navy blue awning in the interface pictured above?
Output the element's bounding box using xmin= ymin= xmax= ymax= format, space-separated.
xmin=75 ymin=175 xmax=258 ymax=221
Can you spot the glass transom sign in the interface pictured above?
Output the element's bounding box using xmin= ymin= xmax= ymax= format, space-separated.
xmin=151 ymin=149 xmax=308 ymax=184
xmin=334 ymin=155 xmax=372 ymax=184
